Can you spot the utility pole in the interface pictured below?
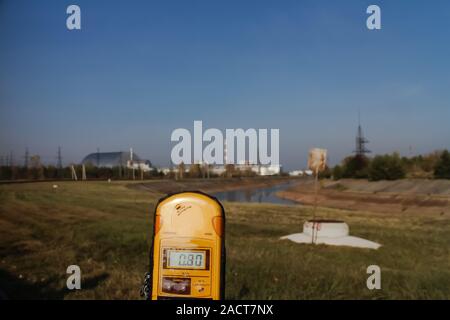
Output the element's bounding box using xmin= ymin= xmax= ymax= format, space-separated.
xmin=57 ymin=146 xmax=63 ymax=169
xmin=71 ymin=165 xmax=78 ymax=181
xmin=10 ymin=151 xmax=15 ymax=180
xmin=24 ymin=147 xmax=29 ymax=168
xmin=130 ymin=148 xmax=135 ymax=180
xmin=82 ymin=164 xmax=87 ymax=180
xmin=312 ymin=167 xmax=319 ymax=243
xmin=56 ymin=146 xmax=63 ymax=179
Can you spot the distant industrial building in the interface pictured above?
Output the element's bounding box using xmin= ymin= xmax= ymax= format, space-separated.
xmin=289 ymin=170 xmax=304 ymax=177
xmin=81 ymin=150 xmax=152 ymax=172
xmin=162 ymin=163 xmax=281 ymax=176
xmin=289 ymin=169 xmax=313 ymax=177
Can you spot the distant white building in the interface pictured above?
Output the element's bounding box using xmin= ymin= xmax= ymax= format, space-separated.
xmin=289 ymin=170 xmax=304 ymax=177
xmin=127 ymin=159 xmax=152 ymax=172
xmin=209 ymin=165 xmax=226 ymax=175
xmin=81 ymin=150 xmax=153 ymax=172
xmin=259 ymin=164 xmax=281 ymax=176
xmin=160 ymin=167 xmax=172 ymax=175
xmin=160 ymin=163 xmax=281 ymax=176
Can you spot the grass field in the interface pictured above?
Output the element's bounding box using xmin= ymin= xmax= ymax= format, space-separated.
xmin=0 ymin=181 xmax=449 ymax=299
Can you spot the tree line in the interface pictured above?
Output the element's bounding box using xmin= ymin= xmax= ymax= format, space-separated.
xmin=1 ymin=150 xmax=449 ymax=181
xmin=0 ymin=159 xmax=164 ymax=181
xmin=322 ymin=149 xmax=450 ymax=181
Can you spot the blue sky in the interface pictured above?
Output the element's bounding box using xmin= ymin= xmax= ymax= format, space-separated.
xmin=1 ymin=0 xmax=449 ymax=170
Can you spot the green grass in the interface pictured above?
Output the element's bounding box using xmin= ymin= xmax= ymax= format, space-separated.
xmin=0 ymin=181 xmax=449 ymax=299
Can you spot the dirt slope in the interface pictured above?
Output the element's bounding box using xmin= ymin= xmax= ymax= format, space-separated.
xmin=278 ymin=179 xmax=450 ymax=215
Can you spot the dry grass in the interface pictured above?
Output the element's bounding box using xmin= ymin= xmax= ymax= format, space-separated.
xmin=0 ymin=181 xmax=449 ymax=299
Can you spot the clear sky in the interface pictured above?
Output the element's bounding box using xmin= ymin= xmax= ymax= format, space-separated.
xmin=1 ymin=0 xmax=449 ymax=170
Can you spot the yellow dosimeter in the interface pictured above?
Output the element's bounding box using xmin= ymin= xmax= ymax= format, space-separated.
xmin=149 ymin=191 xmax=225 ymax=300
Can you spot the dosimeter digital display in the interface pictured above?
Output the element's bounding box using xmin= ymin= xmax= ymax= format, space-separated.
xmin=166 ymin=249 xmax=207 ymax=269
xmin=148 ymin=191 xmax=225 ymax=300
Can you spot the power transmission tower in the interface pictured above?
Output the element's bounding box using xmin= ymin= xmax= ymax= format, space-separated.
xmin=57 ymin=146 xmax=63 ymax=169
xmin=56 ymin=146 xmax=63 ymax=179
xmin=96 ymin=147 xmax=100 ymax=167
xmin=354 ymin=110 xmax=371 ymax=157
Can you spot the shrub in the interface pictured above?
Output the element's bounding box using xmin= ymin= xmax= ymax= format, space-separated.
xmin=332 ymin=165 xmax=343 ymax=180
xmin=434 ymin=150 xmax=450 ymax=179
xmin=368 ymin=153 xmax=406 ymax=181
xmin=342 ymin=155 xmax=370 ymax=179
xmin=319 ymin=166 xmax=332 ymax=179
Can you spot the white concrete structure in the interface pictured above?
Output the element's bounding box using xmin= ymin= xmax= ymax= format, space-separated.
xmin=127 ymin=160 xmax=152 ymax=172
xmin=281 ymin=220 xmax=381 ymax=249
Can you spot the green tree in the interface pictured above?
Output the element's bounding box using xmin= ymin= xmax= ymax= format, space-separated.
xmin=420 ymin=151 xmax=441 ymax=172
xmin=319 ymin=165 xmax=332 ymax=179
xmin=342 ymin=155 xmax=370 ymax=179
xmin=434 ymin=150 xmax=450 ymax=179
xmin=44 ymin=165 xmax=58 ymax=179
xmin=368 ymin=153 xmax=406 ymax=181
xmin=332 ymin=165 xmax=343 ymax=180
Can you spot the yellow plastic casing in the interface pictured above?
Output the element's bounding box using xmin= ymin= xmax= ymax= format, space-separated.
xmin=150 ymin=192 xmax=225 ymax=300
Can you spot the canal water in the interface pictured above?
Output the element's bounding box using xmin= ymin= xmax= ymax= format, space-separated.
xmin=213 ymin=182 xmax=298 ymax=205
